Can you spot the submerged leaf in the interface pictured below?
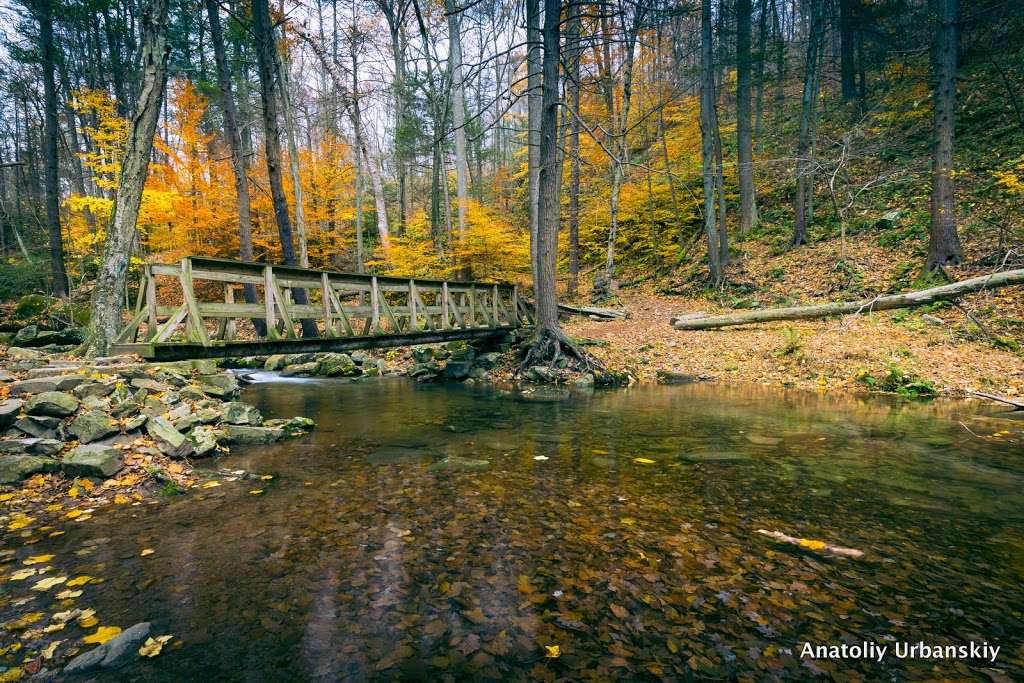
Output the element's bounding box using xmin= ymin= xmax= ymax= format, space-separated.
xmin=83 ymin=625 xmax=122 ymax=645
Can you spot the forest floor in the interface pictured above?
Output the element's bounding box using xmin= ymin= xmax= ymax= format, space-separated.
xmin=565 ymin=233 xmax=1024 ymax=399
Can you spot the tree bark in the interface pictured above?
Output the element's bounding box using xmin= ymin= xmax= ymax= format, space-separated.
xmin=252 ymin=0 xmax=317 ymax=337
xmin=566 ymin=0 xmax=581 ymax=295
xmin=838 ymin=0 xmax=857 ymax=102
xmin=534 ymin=0 xmax=561 ymax=333
xmin=671 ymin=269 xmax=1024 ymax=330
xmin=84 ymin=0 xmax=170 ymax=357
xmin=445 ymin=0 xmax=470 ymax=246
xmin=793 ymin=0 xmax=821 ymax=247
xmin=700 ymin=0 xmax=723 ymax=284
xmin=526 ymin=0 xmax=541 ymax=277
xmin=38 ymin=0 xmax=70 ymax=297
xmin=736 ymin=0 xmax=758 ymax=233
xmin=927 ymin=0 xmax=963 ymax=271
xmin=273 ymin=39 xmax=310 ymax=268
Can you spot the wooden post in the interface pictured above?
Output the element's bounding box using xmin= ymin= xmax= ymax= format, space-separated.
xmin=512 ymin=285 xmax=519 ymax=325
xmin=441 ymin=282 xmax=450 ymax=329
xmin=408 ymin=279 xmax=419 ymax=331
xmin=492 ymin=284 xmax=500 ymax=326
xmin=468 ymin=287 xmax=476 ymax=327
xmin=145 ymin=266 xmax=158 ymax=340
xmin=321 ymin=273 xmax=334 ymax=336
xmin=371 ymin=276 xmax=381 ymax=333
xmin=179 ymin=258 xmax=210 ymax=346
xmin=263 ymin=265 xmax=277 ymax=339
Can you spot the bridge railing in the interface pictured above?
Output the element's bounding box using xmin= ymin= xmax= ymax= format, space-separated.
xmin=115 ymin=256 xmax=531 ymax=349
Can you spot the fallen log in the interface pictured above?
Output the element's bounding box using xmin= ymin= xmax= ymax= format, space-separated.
xmin=558 ymin=303 xmax=628 ymax=319
xmin=755 ymin=529 xmax=864 ymax=559
xmin=671 ymin=268 xmax=1024 ymax=331
xmin=971 ymin=391 xmax=1024 ymax=411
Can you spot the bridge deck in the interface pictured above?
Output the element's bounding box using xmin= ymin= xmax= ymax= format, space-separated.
xmin=111 ymin=257 xmax=530 ymax=360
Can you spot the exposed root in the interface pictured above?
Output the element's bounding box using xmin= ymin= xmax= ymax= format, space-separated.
xmin=518 ymin=326 xmax=607 ymax=376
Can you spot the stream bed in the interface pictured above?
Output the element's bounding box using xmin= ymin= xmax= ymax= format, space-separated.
xmin=4 ymin=377 xmax=1023 ymax=680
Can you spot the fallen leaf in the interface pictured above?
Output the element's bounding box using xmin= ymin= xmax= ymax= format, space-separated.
xmin=31 ymin=576 xmax=67 ymax=591
xmin=249 ymin=489 xmax=264 ymax=495
xmin=65 ymin=509 xmax=84 ymax=520
xmin=610 ymin=603 xmax=629 ymax=619
xmin=9 ymin=568 xmax=38 ymax=581
xmin=83 ymin=625 xmax=121 ymax=645
xmin=113 ymin=494 xmax=129 ymax=505
xmin=799 ymin=539 xmax=827 ymax=551
xmin=2 ymin=612 xmax=44 ymax=630
xmin=0 ymin=667 xmax=23 ymax=682
xmin=66 ymin=575 xmax=93 ymax=587
xmin=201 ymin=481 xmax=220 ymax=489
xmin=633 ymin=457 xmax=656 ymax=464
xmin=24 ymin=554 xmax=54 ymax=565
xmin=41 ymin=640 xmax=61 ymax=659
xmin=260 ymin=475 xmax=274 ymax=480
xmin=544 ymin=644 xmax=561 ymax=659
xmin=516 ymin=574 xmax=535 ymax=594
xmin=138 ymin=634 xmax=172 ymax=658
xmin=140 ymin=549 xmax=155 ymax=557
xmin=56 ymin=589 xmax=83 ymax=600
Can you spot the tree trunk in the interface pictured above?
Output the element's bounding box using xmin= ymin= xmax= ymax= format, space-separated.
xmin=84 ymin=0 xmax=170 ymax=357
xmin=927 ymin=0 xmax=963 ymax=271
xmin=793 ymin=0 xmax=821 ymax=247
xmin=526 ymin=0 xmax=541 ymax=277
xmin=252 ymin=0 xmax=317 ymax=337
xmin=700 ymin=0 xmax=723 ymax=284
xmin=445 ymin=0 xmax=470 ymax=246
xmin=736 ymin=0 xmax=758 ymax=233
xmin=838 ymin=0 xmax=857 ymax=102
xmin=566 ymin=0 xmax=581 ymax=295
xmin=534 ymin=0 xmax=561 ymax=333
xmin=38 ymin=0 xmax=70 ymax=297
xmin=273 ymin=40 xmax=310 ymax=268
xmin=671 ymin=269 xmax=1024 ymax=330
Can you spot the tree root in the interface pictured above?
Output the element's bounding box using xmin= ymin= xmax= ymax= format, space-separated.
xmin=518 ymin=326 xmax=606 ymax=377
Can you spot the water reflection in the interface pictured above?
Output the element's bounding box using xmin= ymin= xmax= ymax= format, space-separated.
xmin=4 ymin=379 xmax=1022 ymax=680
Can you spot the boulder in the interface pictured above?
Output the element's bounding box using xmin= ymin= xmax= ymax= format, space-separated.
xmin=281 ymin=362 xmax=320 ymax=377
xmin=68 ymin=410 xmax=120 ymax=444
xmin=264 ymin=354 xmax=289 ymax=371
xmin=428 ymin=456 xmax=490 ymax=472
xmin=25 ymin=391 xmax=80 ymax=417
xmin=224 ymin=424 xmax=285 ymax=444
xmin=526 ymin=366 xmax=557 ymax=383
xmin=13 ymin=326 xmax=83 ymax=348
xmin=474 ymin=352 xmax=502 ymax=369
xmin=363 ymin=359 xmax=385 ymax=376
xmin=130 ymin=377 xmax=171 ymax=393
xmin=574 ymin=373 xmax=596 ymax=388
xmin=446 ymin=341 xmax=476 ymax=362
xmin=411 ymin=347 xmax=434 ymax=363
xmin=263 ymin=416 xmax=315 ymax=435
xmin=62 ymin=444 xmax=124 ymax=478
xmin=123 ymin=414 xmax=147 ymax=432
xmin=13 ymin=324 xmax=39 ymax=345
xmin=145 ymin=416 xmax=194 ymax=458
xmin=318 ymin=353 xmax=360 ymax=377
xmin=188 ymin=426 xmax=222 ymax=457
xmin=655 ymin=370 xmax=698 ymax=385
xmin=221 ymin=402 xmax=263 ymax=425
xmin=442 ymin=361 xmax=473 ymax=381
xmin=14 ymin=293 xmax=48 ymax=319
xmin=197 ymin=373 xmax=239 ymax=398
xmin=0 ymin=398 xmax=23 ymax=428
xmin=469 ymin=367 xmax=490 ymax=380
xmin=63 ymin=622 xmax=151 ymax=674
xmin=0 ymin=454 xmax=59 ymax=483
xmin=350 ymin=350 xmax=372 ymax=365
xmin=13 ymin=415 xmax=61 ymax=437
xmin=408 ymin=362 xmax=441 ymax=381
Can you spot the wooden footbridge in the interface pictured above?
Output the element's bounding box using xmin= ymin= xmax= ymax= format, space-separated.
xmin=111 ymin=257 xmax=531 ymax=361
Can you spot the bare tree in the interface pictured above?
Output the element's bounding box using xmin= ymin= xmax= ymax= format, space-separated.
xmin=84 ymin=0 xmax=170 ymax=357
xmin=700 ymin=0 xmax=723 ymax=284
xmin=736 ymin=0 xmax=758 ymax=233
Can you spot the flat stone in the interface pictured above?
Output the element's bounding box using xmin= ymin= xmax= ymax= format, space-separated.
xmin=130 ymin=377 xmax=171 ymax=393
xmin=264 ymin=354 xmax=289 ymax=371
xmin=350 ymin=350 xmax=372 ymax=365
xmin=221 ymin=402 xmax=263 ymax=425
xmin=0 ymin=454 xmax=59 ymax=483
xmin=656 ymin=370 xmax=699 ymax=385
xmin=428 ymin=456 xmax=490 ymax=472
xmin=263 ymin=416 xmax=315 ymax=435
xmin=62 ymin=444 xmax=124 ymax=478
xmin=123 ymin=414 xmax=147 ymax=432
xmin=442 ymin=361 xmax=473 ymax=381
xmin=188 ymin=426 xmax=222 ymax=457
xmin=5 ymin=347 xmax=44 ymax=361
xmin=64 ymin=622 xmax=151 ymax=674
xmin=0 ymin=437 xmax=63 ymax=456
xmin=73 ymin=382 xmax=117 ymax=399
xmin=198 ymin=373 xmax=239 ymax=398
xmin=0 ymin=398 xmax=23 ymax=428
xmin=224 ymin=424 xmax=285 ymax=444
xmin=25 ymin=391 xmax=80 ymax=417
xmin=14 ymin=416 xmax=60 ymax=439
xmin=9 ymin=377 xmax=60 ymax=395
xmin=145 ymin=416 xmax=194 ymax=458
xmin=411 ymin=347 xmax=434 ymax=363
xmin=68 ymin=410 xmax=120 ymax=444
xmin=281 ymin=362 xmax=320 ymax=377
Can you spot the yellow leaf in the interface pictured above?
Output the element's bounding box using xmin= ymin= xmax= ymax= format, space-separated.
xmin=516 ymin=574 xmax=535 ymax=594
xmin=31 ymin=576 xmax=67 ymax=591
xmin=1 ymin=612 xmax=44 ymax=630
xmin=24 ymin=554 xmax=55 ymax=565
xmin=56 ymin=589 xmax=83 ymax=600
xmin=69 ymin=485 xmax=80 ymax=498
xmin=0 ymin=493 xmax=13 ymax=502
xmin=45 ymin=503 xmax=63 ymax=512
xmin=249 ymin=489 xmax=264 ymax=495
xmin=260 ymin=475 xmax=274 ymax=480
xmin=41 ymin=640 xmax=61 ymax=659
xmin=77 ymin=617 xmax=98 ymax=629
xmin=48 ymin=531 xmax=65 ymax=538
xmin=799 ymin=539 xmax=827 ymax=551
xmin=633 ymin=457 xmax=656 ymax=464
xmin=65 ymin=509 xmax=84 ymax=519
xmin=544 ymin=644 xmax=561 ymax=659
xmin=67 ymin=575 xmax=94 ymax=587
xmin=79 ymin=478 xmax=94 ymax=491
xmin=113 ymin=494 xmax=129 ymax=505
xmin=138 ymin=634 xmax=172 ymax=658
xmin=8 ymin=514 xmax=33 ymax=530
xmin=620 ymin=517 xmax=636 ymax=526
xmin=83 ymin=625 xmax=121 ymax=645
xmin=201 ymin=481 xmax=220 ymax=489
xmin=140 ymin=549 xmax=154 ymax=557
xmin=8 ymin=568 xmax=38 ymax=581
xmin=0 ymin=667 xmax=23 ymax=682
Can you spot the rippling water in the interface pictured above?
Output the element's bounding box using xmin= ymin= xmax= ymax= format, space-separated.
xmin=4 ymin=378 xmax=1023 ymax=680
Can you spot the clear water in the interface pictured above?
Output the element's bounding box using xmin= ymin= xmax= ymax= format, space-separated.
xmin=3 ymin=378 xmax=1023 ymax=680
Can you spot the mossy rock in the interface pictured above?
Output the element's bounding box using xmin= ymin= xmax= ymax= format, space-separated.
xmin=15 ymin=294 xmax=49 ymax=319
